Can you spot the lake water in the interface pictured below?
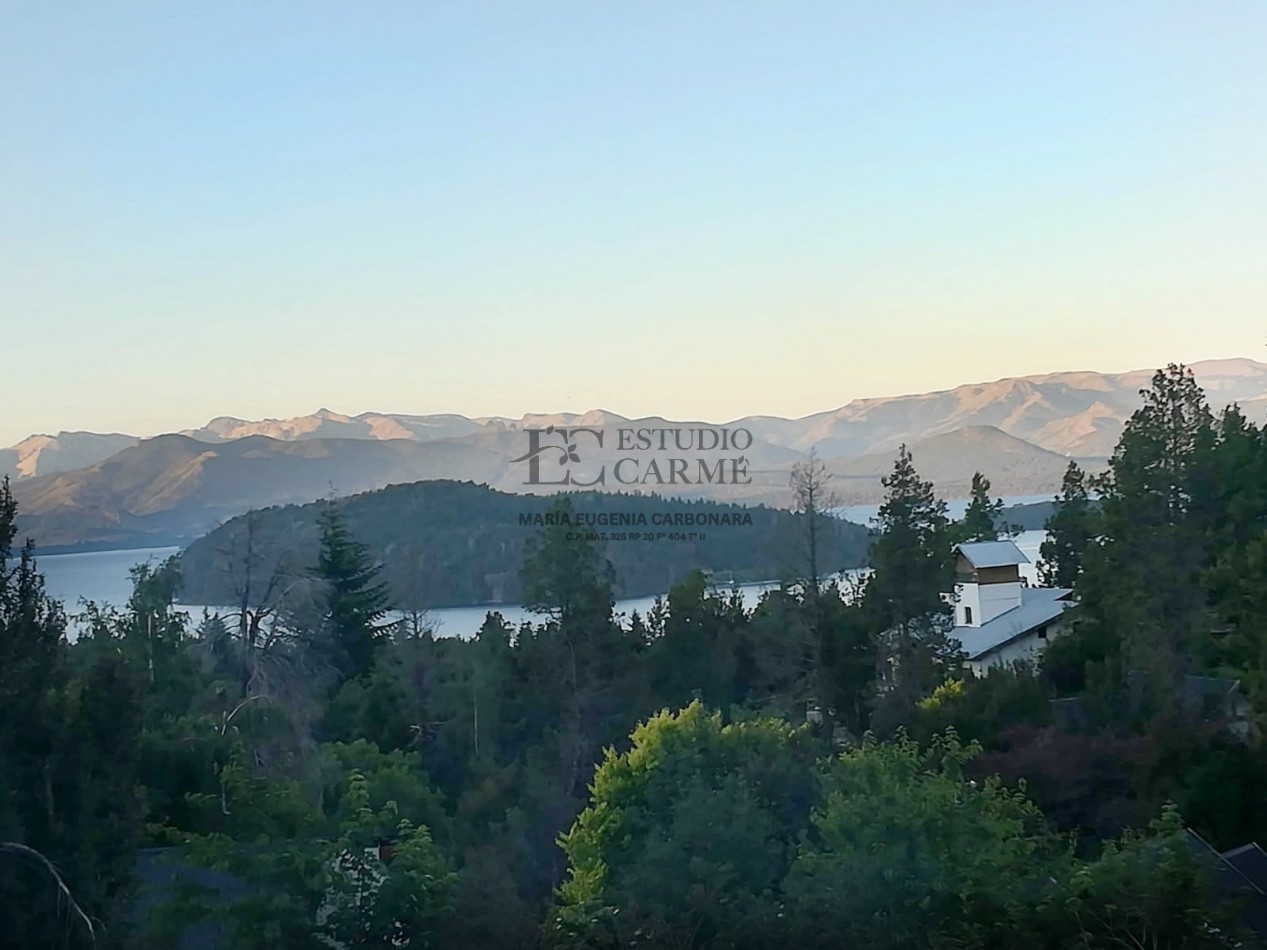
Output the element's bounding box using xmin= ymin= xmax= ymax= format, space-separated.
xmin=834 ymin=494 xmax=1055 ymax=526
xmin=33 ymin=527 xmax=1049 ymax=640
xmin=37 ymin=546 xmax=183 ymax=610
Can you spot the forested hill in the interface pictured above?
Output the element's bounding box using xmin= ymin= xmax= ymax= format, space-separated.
xmin=178 ymin=480 xmax=871 ymax=609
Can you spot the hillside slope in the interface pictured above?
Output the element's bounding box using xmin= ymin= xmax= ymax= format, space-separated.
xmin=13 ymin=434 xmax=510 ymax=547
xmin=0 ymin=432 xmax=140 ymax=480
xmin=178 ymin=480 xmax=872 ymax=609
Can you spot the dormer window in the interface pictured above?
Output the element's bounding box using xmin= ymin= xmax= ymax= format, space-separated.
xmin=964 ymin=606 xmax=973 ymax=625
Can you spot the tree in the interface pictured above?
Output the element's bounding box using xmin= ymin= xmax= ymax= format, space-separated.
xmin=909 ymin=665 xmax=1052 ymax=749
xmin=865 ymin=445 xmax=954 ymax=628
xmin=815 ymin=582 xmax=877 ymax=736
xmin=788 ymin=449 xmax=838 ymax=594
xmin=519 ymin=498 xmax=643 ymax=803
xmin=157 ymin=769 xmax=454 ymax=949
xmin=789 ymin=736 xmax=1240 ymax=948
xmin=957 ymin=471 xmax=1008 ymax=542
xmin=1038 ymin=460 xmax=1096 ymax=588
xmin=646 ymin=570 xmax=746 ymax=713
xmin=551 ymin=708 xmax=1240 ymax=949
xmin=1078 ymin=364 xmax=1216 ymax=701
xmin=863 ymin=446 xmax=961 ymax=731
xmin=521 ymin=497 xmax=615 ymax=626
xmin=315 ymin=503 xmax=395 ymax=685
xmin=0 ymin=478 xmax=145 ymax=948
xmin=550 ymin=702 xmax=819 ymax=949
xmin=784 ymin=729 xmax=1067 ymax=949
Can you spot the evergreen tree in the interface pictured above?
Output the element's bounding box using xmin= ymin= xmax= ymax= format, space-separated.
xmin=0 ymin=477 xmax=80 ymax=944
xmin=1038 ymin=460 xmax=1097 ymax=588
xmin=315 ymin=503 xmax=394 ymax=684
xmin=866 ymin=446 xmax=954 ymax=627
xmin=1079 ymin=364 xmax=1216 ymax=699
xmin=957 ymin=471 xmax=1007 ymax=542
xmin=0 ymin=479 xmax=145 ymax=948
xmin=521 ymin=497 xmax=616 ymax=626
xmin=863 ymin=447 xmax=961 ymax=731
xmin=520 ymin=498 xmax=641 ymax=803
xmin=816 ymin=582 xmax=878 ymax=737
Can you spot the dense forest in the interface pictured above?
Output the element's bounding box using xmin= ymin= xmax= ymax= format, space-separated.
xmin=2 ymin=364 xmax=1267 ymax=947
xmin=177 ymin=481 xmax=872 ymax=609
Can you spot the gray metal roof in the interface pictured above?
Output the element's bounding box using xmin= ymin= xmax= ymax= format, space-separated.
xmin=956 ymin=540 xmax=1030 ymax=568
xmin=952 ymin=586 xmax=1072 ymax=660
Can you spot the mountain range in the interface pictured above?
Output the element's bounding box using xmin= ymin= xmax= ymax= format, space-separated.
xmin=8 ymin=358 xmax=1266 ymax=549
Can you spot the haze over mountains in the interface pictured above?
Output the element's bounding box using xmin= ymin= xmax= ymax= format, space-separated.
xmin=9 ymin=359 xmax=1266 ymax=549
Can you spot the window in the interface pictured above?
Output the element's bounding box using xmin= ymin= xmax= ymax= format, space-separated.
xmin=1037 ymin=626 xmax=1047 ymax=640
xmin=964 ymin=606 xmax=973 ymax=625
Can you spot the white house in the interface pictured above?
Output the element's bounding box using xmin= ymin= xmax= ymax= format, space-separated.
xmin=948 ymin=540 xmax=1072 ymax=676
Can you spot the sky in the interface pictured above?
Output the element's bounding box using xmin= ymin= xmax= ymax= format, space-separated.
xmin=2 ymin=1 xmax=1265 ymax=444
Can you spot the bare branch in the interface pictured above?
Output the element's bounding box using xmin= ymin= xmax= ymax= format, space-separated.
xmin=0 ymin=842 xmax=96 ymax=946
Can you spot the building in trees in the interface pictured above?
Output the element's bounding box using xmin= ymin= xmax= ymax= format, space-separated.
xmin=948 ymin=540 xmax=1073 ymax=675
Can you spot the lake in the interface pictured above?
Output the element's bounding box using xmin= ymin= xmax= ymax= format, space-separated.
xmin=32 ymin=529 xmax=1048 ymax=640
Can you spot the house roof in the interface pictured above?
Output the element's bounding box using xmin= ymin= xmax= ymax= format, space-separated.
xmin=956 ymin=540 xmax=1029 ymax=569
xmin=1186 ymin=831 xmax=1267 ymax=938
xmin=1223 ymin=843 xmax=1267 ymax=893
xmin=952 ymin=586 xmax=1072 ymax=660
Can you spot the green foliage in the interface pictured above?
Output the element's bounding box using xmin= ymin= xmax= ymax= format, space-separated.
xmin=956 ymin=471 xmax=1009 ymax=542
xmin=1078 ymin=365 xmax=1216 ymax=690
xmin=645 ymin=570 xmax=748 ymax=713
xmin=785 ymin=730 xmax=1064 ymax=949
xmin=1055 ymin=806 xmax=1243 ymax=948
xmin=551 ymin=702 xmax=818 ymax=949
xmin=522 ymin=497 xmax=617 ymax=625
xmin=553 ymin=717 xmax=1241 ymax=949
xmin=179 ymin=480 xmax=871 ymax=609
xmin=911 ymin=666 xmax=1052 ymax=747
xmin=865 ymin=444 xmax=954 ymax=629
xmin=1038 ymin=460 xmax=1097 ymax=588
xmin=153 ymin=770 xmax=454 ymax=949
xmin=863 ymin=445 xmax=961 ymax=731
xmin=11 ymin=362 xmax=1267 ymax=946
xmin=0 ymin=476 xmax=146 ymax=948
xmin=315 ymin=502 xmax=395 ymax=683
xmin=317 ymin=772 xmax=457 ymax=948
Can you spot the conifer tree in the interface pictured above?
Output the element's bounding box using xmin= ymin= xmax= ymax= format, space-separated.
xmin=1079 ymin=364 xmax=1215 ymax=700
xmin=315 ymin=503 xmax=394 ymax=684
xmin=0 ymin=479 xmax=144 ymax=947
xmin=865 ymin=445 xmax=954 ymax=628
xmin=521 ymin=497 xmax=616 ymax=626
xmin=863 ymin=447 xmax=961 ymax=730
xmin=958 ymin=471 xmax=1007 ymax=542
xmin=1038 ymin=461 xmax=1096 ymax=588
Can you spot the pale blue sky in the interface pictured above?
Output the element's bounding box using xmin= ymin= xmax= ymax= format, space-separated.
xmin=2 ymin=1 xmax=1264 ymax=444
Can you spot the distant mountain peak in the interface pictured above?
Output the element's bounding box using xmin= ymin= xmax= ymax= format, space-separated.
xmin=8 ymin=357 xmax=1267 ymax=539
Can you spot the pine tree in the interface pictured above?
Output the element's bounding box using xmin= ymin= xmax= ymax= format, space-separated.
xmin=520 ymin=498 xmax=640 ymax=802
xmin=1079 ymin=364 xmax=1216 ymax=702
xmin=0 ymin=477 xmax=76 ymax=943
xmin=520 ymin=498 xmax=616 ymax=626
xmin=315 ymin=503 xmax=394 ymax=684
xmin=957 ymin=472 xmax=1006 ymax=542
xmin=0 ymin=478 xmax=144 ymax=947
xmin=865 ymin=445 xmax=954 ymax=628
xmin=1038 ymin=461 xmax=1096 ymax=588
xmin=863 ymin=447 xmax=961 ymax=732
